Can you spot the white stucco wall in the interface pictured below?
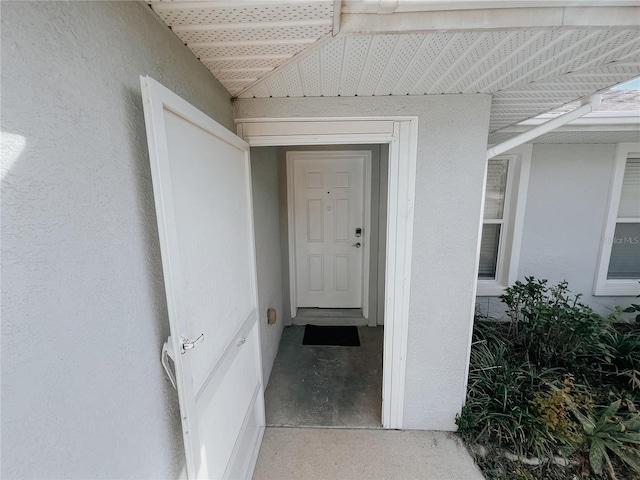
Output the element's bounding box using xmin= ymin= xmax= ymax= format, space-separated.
xmin=235 ymin=95 xmax=493 ymax=430
xmin=478 ymin=143 xmax=638 ymax=318
xmin=250 ymin=147 xmax=285 ymax=385
xmin=1 ymin=2 xmax=233 ymax=478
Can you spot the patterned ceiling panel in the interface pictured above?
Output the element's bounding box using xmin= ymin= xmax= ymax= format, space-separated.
xmin=239 ymin=29 xmax=640 ymax=99
xmin=148 ymin=1 xmax=334 ymax=96
xmin=148 ymin=2 xmax=639 ymax=133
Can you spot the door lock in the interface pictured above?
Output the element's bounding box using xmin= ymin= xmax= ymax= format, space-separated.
xmin=355 ymin=227 xmax=362 ymax=237
xmin=180 ymin=334 xmax=204 ymax=354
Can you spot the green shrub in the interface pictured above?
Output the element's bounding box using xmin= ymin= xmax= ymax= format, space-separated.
xmin=590 ymin=328 xmax=640 ymax=404
xmin=499 ymin=277 xmax=612 ymax=369
xmin=600 ymin=328 xmax=640 ymax=372
xmin=460 ymin=278 xmax=640 ymax=479
xmin=459 ymin=335 xmax=559 ymax=458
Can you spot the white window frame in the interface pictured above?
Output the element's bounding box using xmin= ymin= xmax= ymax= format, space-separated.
xmin=594 ymin=142 xmax=640 ymax=296
xmin=477 ymin=144 xmax=531 ymax=296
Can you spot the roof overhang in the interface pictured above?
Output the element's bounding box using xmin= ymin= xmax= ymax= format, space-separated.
xmin=148 ymin=1 xmax=640 ymax=137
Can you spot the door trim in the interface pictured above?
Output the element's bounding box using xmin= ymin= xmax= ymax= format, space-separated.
xmin=286 ymin=150 xmax=372 ymax=319
xmin=236 ymin=117 xmax=417 ymax=430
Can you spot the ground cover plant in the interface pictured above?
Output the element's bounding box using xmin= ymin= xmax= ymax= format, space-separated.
xmin=457 ymin=277 xmax=640 ymax=479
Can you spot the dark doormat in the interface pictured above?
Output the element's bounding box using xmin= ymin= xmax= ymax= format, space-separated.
xmin=302 ymin=325 xmax=360 ymax=346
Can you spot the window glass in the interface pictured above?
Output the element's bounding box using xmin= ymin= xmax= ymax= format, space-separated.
xmin=483 ymin=159 xmax=508 ymax=220
xmin=607 ymin=223 xmax=640 ymax=279
xmin=606 ymin=157 xmax=640 ymax=280
xmin=478 ymin=224 xmax=501 ymax=279
xmin=618 ymin=158 xmax=640 ymax=218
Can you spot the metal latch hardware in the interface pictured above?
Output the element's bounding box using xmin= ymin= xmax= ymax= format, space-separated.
xmin=181 ymin=334 xmax=204 ymax=354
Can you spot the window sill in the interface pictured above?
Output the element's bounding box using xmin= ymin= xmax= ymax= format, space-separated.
xmin=476 ymin=280 xmax=507 ymax=297
xmin=593 ymin=279 xmax=640 ymax=297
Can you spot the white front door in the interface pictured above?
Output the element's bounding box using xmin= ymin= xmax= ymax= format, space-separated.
xmin=141 ymin=77 xmax=264 ymax=479
xmin=289 ymin=151 xmax=368 ymax=309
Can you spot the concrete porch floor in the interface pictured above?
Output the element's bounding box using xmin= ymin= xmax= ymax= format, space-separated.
xmin=253 ymin=427 xmax=485 ymax=480
xmin=264 ymin=325 xmax=383 ymax=428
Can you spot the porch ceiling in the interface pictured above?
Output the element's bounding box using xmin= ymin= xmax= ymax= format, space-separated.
xmin=488 ymin=89 xmax=640 ymax=144
xmin=147 ymin=0 xmax=336 ymax=96
xmin=148 ymin=1 xmax=640 ymax=134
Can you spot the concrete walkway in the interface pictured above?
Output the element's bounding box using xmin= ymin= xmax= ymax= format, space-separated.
xmin=253 ymin=427 xmax=485 ymax=480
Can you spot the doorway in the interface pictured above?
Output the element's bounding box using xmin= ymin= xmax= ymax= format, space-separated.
xmin=239 ymin=116 xmax=418 ymax=430
xmin=286 ymin=147 xmax=387 ymax=329
xmin=252 ymin=144 xmax=387 ymax=428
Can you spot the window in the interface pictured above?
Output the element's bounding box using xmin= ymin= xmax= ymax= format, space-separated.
xmin=477 ymin=145 xmax=531 ymax=296
xmin=479 ymin=158 xmax=508 ymax=279
xmin=594 ymin=143 xmax=640 ymax=296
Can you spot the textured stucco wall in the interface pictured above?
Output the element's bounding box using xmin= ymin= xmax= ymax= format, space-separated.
xmin=1 ymin=2 xmax=232 ymax=478
xmin=250 ymin=147 xmax=285 ymax=385
xmin=235 ymin=95 xmax=492 ymax=430
xmin=478 ymin=143 xmax=636 ymax=318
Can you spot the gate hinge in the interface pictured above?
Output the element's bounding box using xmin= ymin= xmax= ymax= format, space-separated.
xmin=161 ymin=337 xmax=177 ymax=390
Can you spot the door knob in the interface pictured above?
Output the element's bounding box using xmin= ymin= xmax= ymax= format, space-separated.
xmin=353 ymin=242 xmax=361 ymax=248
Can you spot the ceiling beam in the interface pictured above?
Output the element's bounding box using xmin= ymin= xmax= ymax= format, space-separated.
xmin=340 ymin=7 xmax=640 ymax=33
xmin=342 ymin=1 xmax=638 ymax=14
xmin=495 ymin=116 xmax=640 ymax=133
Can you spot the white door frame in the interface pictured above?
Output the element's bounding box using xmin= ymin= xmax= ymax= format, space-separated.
xmin=236 ymin=116 xmax=418 ymax=430
xmin=286 ymin=150 xmax=372 ymax=319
